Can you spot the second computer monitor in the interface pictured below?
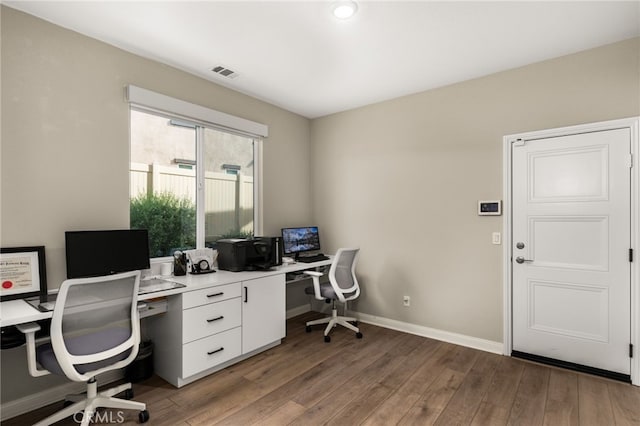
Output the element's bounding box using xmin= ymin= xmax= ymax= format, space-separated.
xmin=281 ymin=226 xmax=321 ymax=258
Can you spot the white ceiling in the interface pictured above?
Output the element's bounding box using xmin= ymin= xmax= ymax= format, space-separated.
xmin=5 ymin=1 xmax=640 ymax=118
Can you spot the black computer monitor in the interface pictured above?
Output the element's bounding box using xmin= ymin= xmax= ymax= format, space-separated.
xmin=281 ymin=226 xmax=321 ymax=258
xmin=65 ymin=229 xmax=150 ymax=278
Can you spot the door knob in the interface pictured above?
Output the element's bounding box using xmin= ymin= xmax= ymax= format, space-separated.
xmin=516 ymin=242 xmax=525 ymax=249
xmin=515 ymin=256 xmax=533 ymax=264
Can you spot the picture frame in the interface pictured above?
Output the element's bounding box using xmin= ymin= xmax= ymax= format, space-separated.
xmin=0 ymin=246 xmax=47 ymax=302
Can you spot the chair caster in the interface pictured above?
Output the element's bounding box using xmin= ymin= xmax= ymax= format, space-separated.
xmin=124 ymin=388 xmax=134 ymax=400
xmin=305 ymin=325 xmax=312 ymax=333
xmin=356 ymin=332 xmax=363 ymax=339
xmin=139 ymin=409 xmax=150 ymax=423
xmin=324 ymin=335 xmax=331 ymax=343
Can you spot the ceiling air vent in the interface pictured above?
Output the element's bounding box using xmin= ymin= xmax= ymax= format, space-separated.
xmin=211 ymin=65 xmax=239 ymax=79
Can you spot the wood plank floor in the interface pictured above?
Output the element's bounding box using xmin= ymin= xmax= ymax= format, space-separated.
xmin=6 ymin=312 xmax=640 ymax=425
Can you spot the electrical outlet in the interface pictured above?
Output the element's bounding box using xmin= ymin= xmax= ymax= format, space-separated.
xmin=403 ymin=296 xmax=410 ymax=307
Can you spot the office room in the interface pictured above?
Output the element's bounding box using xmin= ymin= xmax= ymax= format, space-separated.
xmin=1 ymin=1 xmax=640 ymax=425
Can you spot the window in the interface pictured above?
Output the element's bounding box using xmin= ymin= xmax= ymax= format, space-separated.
xmin=202 ymin=126 xmax=256 ymax=244
xmin=127 ymin=86 xmax=267 ymax=259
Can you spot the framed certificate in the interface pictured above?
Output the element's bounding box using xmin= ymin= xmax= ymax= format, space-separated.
xmin=0 ymin=246 xmax=47 ymax=302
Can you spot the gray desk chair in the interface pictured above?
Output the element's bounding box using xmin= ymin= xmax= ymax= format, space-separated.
xmin=17 ymin=270 xmax=149 ymax=426
xmin=304 ymin=247 xmax=363 ymax=342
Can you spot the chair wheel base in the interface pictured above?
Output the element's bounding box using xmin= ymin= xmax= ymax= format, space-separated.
xmin=324 ymin=335 xmax=331 ymax=343
xmin=124 ymin=388 xmax=134 ymax=400
xmin=356 ymin=332 xmax=363 ymax=339
xmin=139 ymin=409 xmax=150 ymax=423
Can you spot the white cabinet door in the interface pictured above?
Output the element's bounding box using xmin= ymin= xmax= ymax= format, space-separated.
xmin=242 ymin=274 xmax=285 ymax=354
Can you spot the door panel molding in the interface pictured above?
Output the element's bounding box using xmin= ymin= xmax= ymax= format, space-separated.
xmin=528 ymin=145 xmax=609 ymax=202
xmin=527 ymin=279 xmax=609 ymax=342
xmin=528 ymin=215 xmax=609 ymax=271
xmin=503 ymin=116 xmax=640 ymax=386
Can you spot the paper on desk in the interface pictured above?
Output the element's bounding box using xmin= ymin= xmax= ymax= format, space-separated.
xmin=185 ymin=248 xmax=217 ymax=268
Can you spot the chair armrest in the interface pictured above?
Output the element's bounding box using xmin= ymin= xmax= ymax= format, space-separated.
xmin=303 ymin=271 xmax=325 ymax=300
xmin=16 ymin=322 xmax=41 ymax=335
xmin=16 ymin=322 xmax=50 ymax=377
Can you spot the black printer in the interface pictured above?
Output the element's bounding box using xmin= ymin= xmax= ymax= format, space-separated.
xmin=216 ymin=237 xmax=282 ymax=272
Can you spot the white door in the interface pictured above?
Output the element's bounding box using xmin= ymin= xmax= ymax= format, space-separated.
xmin=512 ymin=128 xmax=632 ymax=376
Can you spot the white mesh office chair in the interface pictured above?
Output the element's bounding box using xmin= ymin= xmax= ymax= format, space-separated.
xmin=304 ymin=247 xmax=363 ymax=342
xmin=17 ymin=270 xmax=149 ymax=426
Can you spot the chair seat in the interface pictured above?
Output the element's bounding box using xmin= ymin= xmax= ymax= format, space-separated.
xmin=305 ymin=283 xmax=356 ymax=300
xmin=36 ymin=328 xmax=132 ymax=376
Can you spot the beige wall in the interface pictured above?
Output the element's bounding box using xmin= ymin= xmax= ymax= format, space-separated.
xmin=1 ymin=6 xmax=312 ymax=291
xmin=310 ymin=37 xmax=640 ymax=343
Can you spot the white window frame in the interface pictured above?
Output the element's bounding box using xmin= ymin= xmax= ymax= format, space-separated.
xmin=127 ymin=85 xmax=267 ymax=255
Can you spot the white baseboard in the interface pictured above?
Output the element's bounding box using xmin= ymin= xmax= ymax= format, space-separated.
xmin=1 ymin=370 xmax=124 ymax=421
xmin=353 ymin=311 xmax=504 ymax=355
xmin=286 ymin=304 xmax=311 ymax=319
xmin=288 ymin=304 xmax=503 ymax=355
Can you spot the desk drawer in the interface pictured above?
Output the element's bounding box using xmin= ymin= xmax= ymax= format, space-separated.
xmin=183 ymin=282 xmax=241 ymax=309
xmin=182 ymin=327 xmax=241 ymax=378
xmin=182 ymin=298 xmax=241 ymax=343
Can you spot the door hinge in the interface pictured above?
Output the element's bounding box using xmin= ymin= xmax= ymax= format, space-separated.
xmin=630 ymin=248 xmax=634 ymax=262
xmin=512 ymin=138 xmax=525 ymax=147
xmin=627 ymin=153 xmax=633 ymax=168
xmin=630 ymin=343 xmax=634 ymax=358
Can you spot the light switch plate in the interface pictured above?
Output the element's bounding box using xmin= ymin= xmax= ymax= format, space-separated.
xmin=492 ymin=232 xmax=501 ymax=245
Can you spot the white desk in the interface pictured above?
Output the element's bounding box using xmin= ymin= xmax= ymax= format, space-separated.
xmin=0 ymin=256 xmax=332 ymax=388
xmin=0 ymin=257 xmax=331 ymax=328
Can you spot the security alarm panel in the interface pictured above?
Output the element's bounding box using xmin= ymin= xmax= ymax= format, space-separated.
xmin=478 ymin=200 xmax=502 ymax=216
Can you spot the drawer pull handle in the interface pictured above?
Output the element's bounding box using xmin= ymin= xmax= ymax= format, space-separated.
xmin=207 ymin=292 xmax=224 ymax=298
xmin=207 ymin=347 xmax=224 ymax=355
xmin=206 ymin=315 xmax=224 ymax=323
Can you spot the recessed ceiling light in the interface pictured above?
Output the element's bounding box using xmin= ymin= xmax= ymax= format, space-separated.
xmin=332 ymin=1 xmax=358 ymax=19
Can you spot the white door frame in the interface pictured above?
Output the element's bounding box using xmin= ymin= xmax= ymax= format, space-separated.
xmin=502 ymin=117 xmax=640 ymax=386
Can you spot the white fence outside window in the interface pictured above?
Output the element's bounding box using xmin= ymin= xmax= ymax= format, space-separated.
xmin=130 ymin=163 xmax=254 ymax=240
